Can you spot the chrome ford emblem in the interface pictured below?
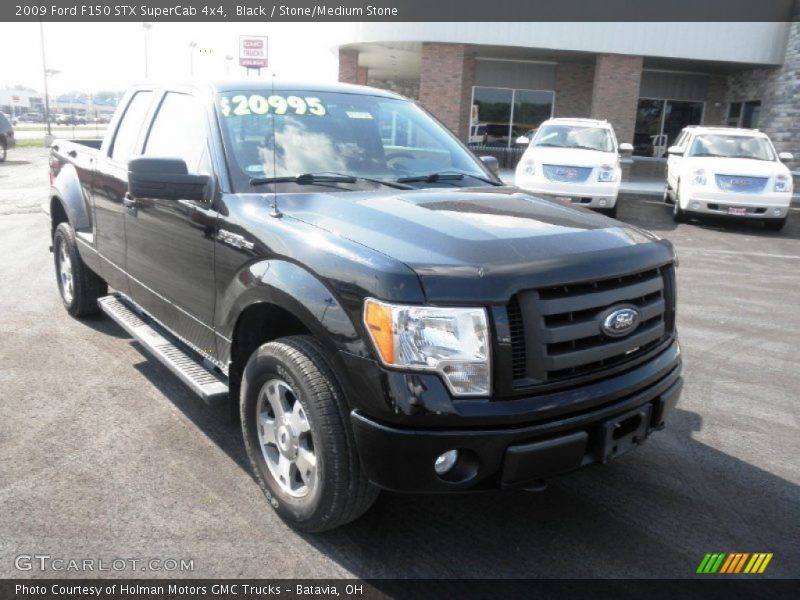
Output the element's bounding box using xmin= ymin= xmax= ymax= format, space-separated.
xmin=600 ymin=305 xmax=640 ymax=338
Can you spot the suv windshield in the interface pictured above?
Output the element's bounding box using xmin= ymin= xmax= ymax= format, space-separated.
xmin=688 ymin=134 xmax=775 ymax=161
xmin=216 ymin=90 xmax=494 ymax=192
xmin=533 ymin=124 xmax=614 ymax=152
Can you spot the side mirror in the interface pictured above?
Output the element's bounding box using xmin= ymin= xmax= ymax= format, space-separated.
xmin=667 ymin=146 xmax=684 ymax=156
xmin=515 ymin=136 xmax=531 ymax=145
xmin=618 ymin=142 xmax=633 ymax=153
xmin=778 ymin=152 xmax=794 ymax=162
xmin=128 ymin=157 xmax=209 ymax=202
xmin=480 ymin=155 xmax=500 ymax=174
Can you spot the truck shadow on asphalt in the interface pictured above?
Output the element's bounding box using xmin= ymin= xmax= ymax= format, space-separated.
xmin=617 ymin=194 xmax=800 ymax=240
xmin=122 ymin=337 xmax=798 ymax=579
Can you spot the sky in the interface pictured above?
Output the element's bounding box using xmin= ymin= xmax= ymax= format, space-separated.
xmin=0 ymin=22 xmax=352 ymax=95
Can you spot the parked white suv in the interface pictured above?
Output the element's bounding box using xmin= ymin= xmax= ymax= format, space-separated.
xmin=664 ymin=126 xmax=793 ymax=231
xmin=514 ymin=118 xmax=632 ymax=218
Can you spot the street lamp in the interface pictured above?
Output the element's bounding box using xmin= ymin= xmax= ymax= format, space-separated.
xmin=142 ymin=23 xmax=152 ymax=79
xmin=189 ymin=41 xmax=197 ymax=76
xmin=225 ymin=54 xmax=233 ymax=75
xmin=39 ymin=22 xmax=54 ymax=139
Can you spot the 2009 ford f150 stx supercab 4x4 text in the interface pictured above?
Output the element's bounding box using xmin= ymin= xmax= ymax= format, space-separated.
xmin=48 ymin=81 xmax=682 ymax=531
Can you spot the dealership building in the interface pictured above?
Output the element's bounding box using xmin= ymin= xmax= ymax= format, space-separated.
xmin=337 ymin=11 xmax=800 ymax=159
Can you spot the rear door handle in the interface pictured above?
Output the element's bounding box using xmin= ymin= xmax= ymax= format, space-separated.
xmin=123 ymin=193 xmax=136 ymax=208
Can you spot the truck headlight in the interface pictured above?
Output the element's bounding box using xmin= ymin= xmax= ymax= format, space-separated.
xmin=691 ymin=169 xmax=707 ymax=186
xmin=363 ymin=299 xmax=491 ymax=396
xmin=774 ymin=174 xmax=792 ymax=192
xmin=598 ymin=165 xmax=618 ymax=182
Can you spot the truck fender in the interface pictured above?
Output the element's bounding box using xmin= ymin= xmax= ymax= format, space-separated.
xmin=50 ymin=162 xmax=92 ymax=232
xmin=219 ymin=259 xmax=367 ymax=364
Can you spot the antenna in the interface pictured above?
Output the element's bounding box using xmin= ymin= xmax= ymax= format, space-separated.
xmin=269 ymin=71 xmax=282 ymax=218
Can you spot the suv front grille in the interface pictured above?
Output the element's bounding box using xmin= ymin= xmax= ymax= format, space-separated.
xmin=507 ymin=265 xmax=675 ymax=389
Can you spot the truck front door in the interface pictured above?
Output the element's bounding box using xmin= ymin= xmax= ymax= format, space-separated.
xmin=124 ymin=91 xmax=219 ymax=358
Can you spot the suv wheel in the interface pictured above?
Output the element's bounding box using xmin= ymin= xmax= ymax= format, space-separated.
xmin=764 ymin=218 xmax=787 ymax=232
xmin=240 ymin=335 xmax=378 ymax=532
xmin=663 ymin=183 xmax=673 ymax=204
xmin=672 ymin=183 xmax=687 ymax=223
xmin=0 ymin=138 xmax=7 ymax=162
xmin=53 ymin=222 xmax=107 ymax=316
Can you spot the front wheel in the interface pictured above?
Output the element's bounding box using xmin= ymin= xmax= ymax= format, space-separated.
xmin=598 ymin=204 xmax=618 ymax=219
xmin=672 ymin=183 xmax=687 ymax=223
xmin=0 ymin=138 xmax=7 ymax=162
xmin=240 ymin=335 xmax=378 ymax=532
xmin=53 ymin=222 xmax=107 ymax=317
xmin=764 ymin=218 xmax=787 ymax=232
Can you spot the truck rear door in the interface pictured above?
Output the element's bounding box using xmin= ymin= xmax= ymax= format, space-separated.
xmin=92 ymin=90 xmax=155 ymax=294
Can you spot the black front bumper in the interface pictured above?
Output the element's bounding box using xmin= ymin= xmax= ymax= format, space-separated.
xmin=351 ymin=363 xmax=682 ymax=493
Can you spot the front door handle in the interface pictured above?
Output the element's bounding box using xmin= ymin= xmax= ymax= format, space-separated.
xmin=123 ymin=193 xmax=137 ymax=208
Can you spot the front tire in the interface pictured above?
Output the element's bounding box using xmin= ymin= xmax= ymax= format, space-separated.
xmin=764 ymin=218 xmax=787 ymax=232
xmin=599 ymin=204 xmax=618 ymax=218
xmin=672 ymin=183 xmax=687 ymax=223
xmin=240 ymin=335 xmax=378 ymax=532
xmin=0 ymin=138 xmax=7 ymax=162
xmin=53 ymin=222 xmax=107 ymax=317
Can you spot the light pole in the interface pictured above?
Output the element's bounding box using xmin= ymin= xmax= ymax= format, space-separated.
xmin=225 ymin=55 xmax=233 ymax=75
xmin=189 ymin=41 xmax=197 ymax=76
xmin=39 ymin=22 xmax=53 ymax=139
xmin=142 ymin=23 xmax=152 ymax=79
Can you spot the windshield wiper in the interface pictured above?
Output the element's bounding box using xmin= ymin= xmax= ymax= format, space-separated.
xmin=250 ymin=172 xmax=415 ymax=190
xmin=397 ymin=170 xmax=501 ymax=185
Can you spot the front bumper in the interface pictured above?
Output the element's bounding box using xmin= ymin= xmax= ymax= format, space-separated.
xmin=351 ymin=359 xmax=682 ymax=493
xmin=515 ymin=176 xmax=620 ymax=208
xmin=682 ymin=188 xmax=791 ymax=219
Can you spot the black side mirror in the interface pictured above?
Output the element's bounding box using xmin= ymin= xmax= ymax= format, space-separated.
xmin=480 ymin=155 xmax=499 ymax=174
xmin=128 ymin=157 xmax=210 ymax=202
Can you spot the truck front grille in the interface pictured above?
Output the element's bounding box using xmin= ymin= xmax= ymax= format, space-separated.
xmin=507 ymin=265 xmax=675 ymax=390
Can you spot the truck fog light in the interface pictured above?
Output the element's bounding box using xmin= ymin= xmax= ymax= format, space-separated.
xmin=690 ymin=201 xmax=700 ymax=210
xmin=434 ymin=450 xmax=459 ymax=475
xmin=773 ymin=208 xmax=782 ymax=216
xmin=598 ymin=199 xmax=607 ymax=206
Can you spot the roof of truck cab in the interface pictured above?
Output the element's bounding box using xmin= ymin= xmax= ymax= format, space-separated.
xmin=683 ymin=125 xmax=766 ymax=137
xmin=542 ymin=117 xmax=610 ymax=128
xmin=132 ymin=80 xmax=407 ymax=100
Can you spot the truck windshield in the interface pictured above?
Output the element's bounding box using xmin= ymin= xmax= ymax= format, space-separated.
xmin=215 ymin=90 xmax=494 ymax=192
xmin=688 ymin=134 xmax=775 ymax=161
xmin=533 ymin=125 xmax=614 ymax=152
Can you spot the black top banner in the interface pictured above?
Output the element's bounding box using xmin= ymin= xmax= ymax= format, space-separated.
xmin=3 ymin=0 xmax=798 ymax=22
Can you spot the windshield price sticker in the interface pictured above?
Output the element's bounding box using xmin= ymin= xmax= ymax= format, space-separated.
xmin=219 ymin=95 xmax=326 ymax=117
xmin=346 ymin=111 xmax=373 ymax=119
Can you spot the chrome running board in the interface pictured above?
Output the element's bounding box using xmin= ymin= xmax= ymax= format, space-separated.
xmin=98 ymin=294 xmax=228 ymax=403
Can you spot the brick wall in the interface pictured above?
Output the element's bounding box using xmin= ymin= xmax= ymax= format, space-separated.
xmin=702 ymin=75 xmax=728 ymax=126
xmin=338 ymin=49 xmax=359 ymax=85
xmin=367 ymin=79 xmax=420 ymax=100
xmin=590 ymin=54 xmax=643 ymax=144
xmin=418 ymin=43 xmax=475 ymax=141
xmin=554 ymin=63 xmax=594 ymax=118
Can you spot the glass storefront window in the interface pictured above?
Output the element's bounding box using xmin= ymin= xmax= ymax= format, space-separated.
xmin=470 ymin=86 xmax=553 ymax=147
xmin=633 ymin=98 xmax=704 ymax=157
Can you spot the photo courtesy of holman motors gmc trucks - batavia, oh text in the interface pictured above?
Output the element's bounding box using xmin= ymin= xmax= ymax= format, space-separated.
xmin=47 ymin=81 xmax=682 ymax=531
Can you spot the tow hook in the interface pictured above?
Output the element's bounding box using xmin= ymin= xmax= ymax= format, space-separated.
xmin=523 ymin=479 xmax=548 ymax=492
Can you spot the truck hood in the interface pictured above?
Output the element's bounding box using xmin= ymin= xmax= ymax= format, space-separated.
xmin=522 ymin=146 xmax=618 ymax=168
xmin=686 ymin=157 xmax=789 ymax=177
xmin=279 ymin=186 xmax=673 ymax=302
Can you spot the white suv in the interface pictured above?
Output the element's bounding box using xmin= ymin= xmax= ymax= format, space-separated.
xmin=514 ymin=118 xmax=632 ymax=218
xmin=664 ymin=126 xmax=794 ymax=231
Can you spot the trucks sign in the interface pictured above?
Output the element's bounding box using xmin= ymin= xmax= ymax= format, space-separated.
xmin=239 ymin=36 xmax=268 ymax=69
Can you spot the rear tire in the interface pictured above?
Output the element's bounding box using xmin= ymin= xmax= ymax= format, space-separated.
xmin=764 ymin=218 xmax=787 ymax=232
xmin=663 ymin=183 xmax=673 ymax=204
xmin=53 ymin=222 xmax=107 ymax=317
xmin=240 ymin=335 xmax=378 ymax=532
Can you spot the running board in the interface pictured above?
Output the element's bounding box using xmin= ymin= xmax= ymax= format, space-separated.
xmin=98 ymin=295 xmax=228 ymax=403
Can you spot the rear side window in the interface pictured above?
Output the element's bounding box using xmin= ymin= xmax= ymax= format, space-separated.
xmin=110 ymin=91 xmax=153 ymax=164
xmin=0 ymin=114 xmax=10 ymax=130
xmin=144 ymin=92 xmax=209 ymax=173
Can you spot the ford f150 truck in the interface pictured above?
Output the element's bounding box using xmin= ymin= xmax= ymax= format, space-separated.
xmin=48 ymin=81 xmax=682 ymax=532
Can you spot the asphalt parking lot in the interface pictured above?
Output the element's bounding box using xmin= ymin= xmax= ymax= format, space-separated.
xmin=0 ymin=147 xmax=798 ymax=579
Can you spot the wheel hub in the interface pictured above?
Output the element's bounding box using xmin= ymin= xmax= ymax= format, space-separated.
xmin=276 ymin=416 xmax=298 ymax=459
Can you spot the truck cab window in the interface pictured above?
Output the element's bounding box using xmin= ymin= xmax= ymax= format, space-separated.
xmin=110 ymin=91 xmax=153 ymax=164
xmin=144 ymin=93 xmax=210 ymax=173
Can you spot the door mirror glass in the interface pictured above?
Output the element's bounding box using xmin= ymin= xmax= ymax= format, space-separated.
xmin=667 ymin=146 xmax=684 ymax=156
xmin=778 ymin=152 xmax=794 ymax=162
xmin=618 ymin=142 xmax=633 ymax=153
xmin=515 ymin=136 xmax=531 ymax=145
xmin=128 ymin=157 xmax=209 ymax=201
xmin=479 ymin=155 xmax=500 ymax=174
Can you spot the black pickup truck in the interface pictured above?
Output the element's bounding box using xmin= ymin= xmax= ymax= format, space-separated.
xmin=48 ymin=81 xmax=682 ymax=531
